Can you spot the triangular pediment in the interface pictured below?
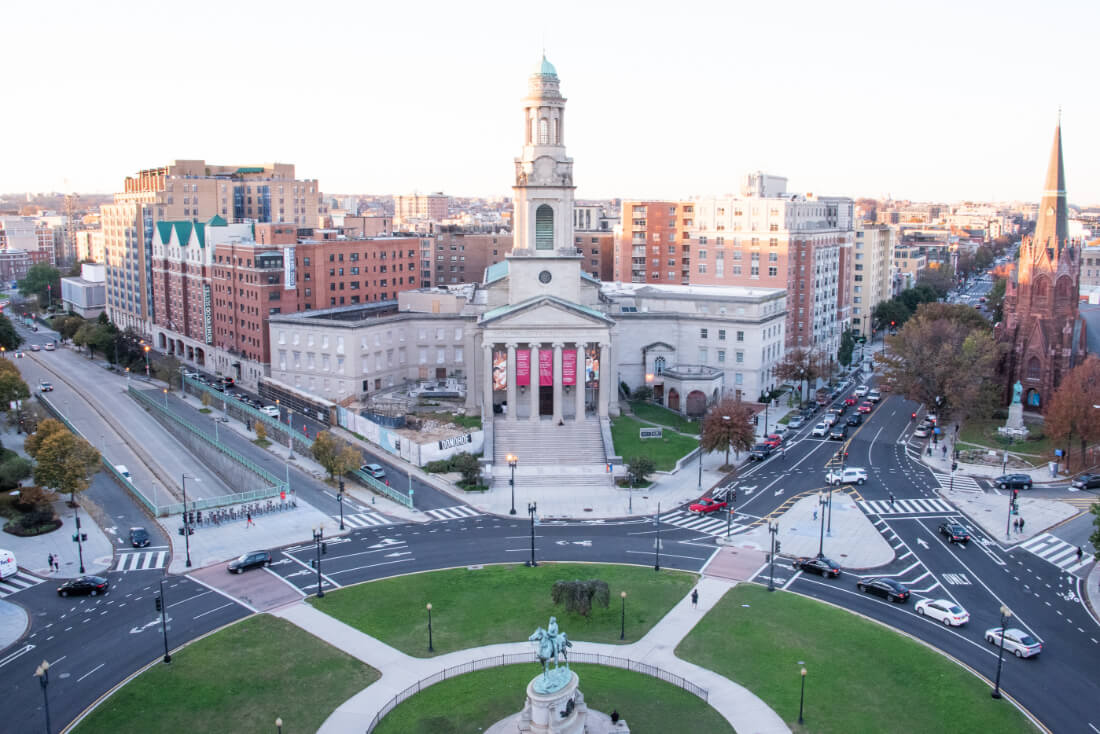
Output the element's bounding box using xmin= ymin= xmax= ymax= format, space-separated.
xmin=479 ymin=295 xmax=614 ymax=329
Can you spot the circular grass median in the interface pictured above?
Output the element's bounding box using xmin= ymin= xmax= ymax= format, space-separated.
xmin=308 ymin=563 xmax=697 ymax=656
xmin=373 ymin=663 xmax=732 ymax=734
xmin=676 ymin=584 xmax=1037 ymax=733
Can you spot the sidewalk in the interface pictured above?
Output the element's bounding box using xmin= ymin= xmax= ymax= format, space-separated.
xmin=919 ymin=439 xmax=1062 ymax=485
xmin=1 ymin=499 xmax=114 ymax=578
xmin=275 ymin=576 xmax=788 ymax=734
xmin=935 ymin=487 xmax=1076 ymax=544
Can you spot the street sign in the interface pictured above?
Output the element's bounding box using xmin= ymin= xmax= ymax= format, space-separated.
xmin=639 ymin=427 xmax=663 ymax=439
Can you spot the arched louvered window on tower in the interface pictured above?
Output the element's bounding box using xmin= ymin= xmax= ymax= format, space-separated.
xmin=539 ymin=118 xmax=549 ymax=145
xmin=535 ymin=205 xmax=554 ymax=250
xmin=552 ymin=118 xmax=559 ymax=144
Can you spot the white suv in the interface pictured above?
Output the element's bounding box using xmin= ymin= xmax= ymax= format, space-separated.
xmin=854 ymin=385 xmax=869 ymax=397
xmin=811 ymin=423 xmax=828 ymax=437
xmin=825 ymin=467 xmax=868 ymax=485
xmin=867 ymin=389 xmax=882 ymax=403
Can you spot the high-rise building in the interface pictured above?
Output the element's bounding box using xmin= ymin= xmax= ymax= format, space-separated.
xmin=394 ymin=192 xmax=450 ymax=227
xmin=850 ymin=222 xmax=897 ymax=339
xmin=613 ymin=201 xmax=694 ymax=283
xmin=101 ymin=160 xmax=323 ymax=334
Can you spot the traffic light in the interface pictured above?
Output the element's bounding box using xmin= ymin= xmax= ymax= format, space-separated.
xmin=321 ymin=542 xmax=328 ymax=555
xmin=890 ymin=320 xmax=895 ymax=328
xmin=753 ymin=415 xmax=760 ymax=426
xmin=338 ymin=479 xmax=345 ymax=492
xmin=155 ymin=596 xmax=163 ymax=612
xmin=731 ymin=490 xmax=737 ymax=502
xmin=775 ymin=540 xmax=781 ymax=553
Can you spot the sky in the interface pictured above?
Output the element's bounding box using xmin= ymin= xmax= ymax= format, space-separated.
xmin=4 ymin=0 xmax=1099 ymax=205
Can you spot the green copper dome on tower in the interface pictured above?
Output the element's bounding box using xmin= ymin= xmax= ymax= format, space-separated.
xmin=536 ymin=53 xmax=557 ymax=77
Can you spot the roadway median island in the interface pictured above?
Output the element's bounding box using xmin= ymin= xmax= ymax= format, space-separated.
xmin=71 ymin=615 xmax=379 ymax=734
xmin=675 ymin=584 xmax=1037 ymax=734
xmin=309 ymin=563 xmax=697 ymax=656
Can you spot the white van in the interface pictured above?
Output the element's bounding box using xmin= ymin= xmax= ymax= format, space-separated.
xmin=116 ymin=465 xmax=132 ymax=481
xmin=0 ymin=549 xmax=17 ymax=580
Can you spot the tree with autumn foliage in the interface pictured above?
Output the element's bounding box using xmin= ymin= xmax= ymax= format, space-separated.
xmin=879 ymin=302 xmax=1002 ymax=420
xmin=700 ymin=397 xmax=757 ymax=468
xmin=1044 ymin=356 xmax=1100 ymax=472
xmin=774 ymin=348 xmax=826 ymax=406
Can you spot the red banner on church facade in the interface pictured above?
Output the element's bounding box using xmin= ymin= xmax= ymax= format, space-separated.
xmin=539 ymin=349 xmax=553 ymax=386
xmin=515 ymin=349 xmax=531 ymax=386
xmin=562 ymin=350 xmax=577 ymax=386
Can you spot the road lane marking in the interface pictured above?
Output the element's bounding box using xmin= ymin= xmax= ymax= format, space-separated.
xmin=193 ymin=602 xmax=235 ymax=620
xmin=77 ymin=663 xmax=105 ymax=683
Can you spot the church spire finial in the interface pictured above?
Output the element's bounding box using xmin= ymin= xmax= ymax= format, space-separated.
xmin=1032 ymin=121 xmax=1068 ymax=255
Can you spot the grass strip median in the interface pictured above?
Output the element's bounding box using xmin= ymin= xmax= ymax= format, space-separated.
xmin=676 ymin=584 xmax=1036 ymax=733
xmin=373 ymin=663 xmax=732 ymax=733
xmin=73 ymin=614 xmax=379 ymax=734
xmin=309 ymin=563 xmax=697 ymax=657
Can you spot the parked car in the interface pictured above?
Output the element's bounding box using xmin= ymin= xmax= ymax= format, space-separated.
xmin=985 ymin=627 xmax=1042 ymax=658
xmin=856 ymin=577 xmax=910 ymax=603
xmin=846 ymin=413 xmax=863 ymax=427
xmin=995 ymin=474 xmax=1033 ymax=490
xmin=787 ymin=415 xmax=806 ymax=429
xmin=915 ymin=599 xmax=970 ymax=626
xmin=792 ymin=556 xmax=841 ymax=578
xmin=361 ymin=463 xmax=387 ymax=478
xmin=867 ymin=390 xmax=882 ymax=402
xmin=913 ymin=426 xmax=931 ymax=438
xmin=43 ymin=343 xmax=55 ymax=351
xmin=260 ymin=405 xmax=280 ymax=418
xmin=854 ymin=385 xmax=869 ymax=397
xmin=938 ymin=521 xmax=970 ymax=544
xmin=689 ymin=497 xmax=728 ymax=514
xmin=749 ymin=443 xmax=773 ymax=461
xmin=129 ymin=527 xmax=151 ymax=547
xmin=857 ymin=402 xmax=874 ymax=414
xmin=29 ymin=344 xmax=40 ymax=352
xmin=811 ymin=423 xmax=828 ymax=438
xmin=825 ymin=467 xmax=868 ymax=485
xmin=227 ymin=550 xmax=273 ymax=574
xmin=58 ymin=576 xmax=109 ymax=597
xmin=829 ymin=424 xmax=849 ymax=440
xmin=762 ymin=433 xmax=783 ymax=448
xmin=1071 ymin=473 xmax=1100 ymax=490
xmin=38 ymin=380 xmax=53 ymax=392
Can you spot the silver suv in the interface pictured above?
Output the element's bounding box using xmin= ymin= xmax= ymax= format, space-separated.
xmin=825 ymin=467 xmax=868 ymax=485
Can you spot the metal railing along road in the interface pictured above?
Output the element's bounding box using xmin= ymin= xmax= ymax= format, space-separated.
xmin=183 ymin=375 xmax=315 ymax=450
xmin=349 ymin=467 xmax=413 ymax=508
xmin=364 ymin=652 xmax=709 ymax=733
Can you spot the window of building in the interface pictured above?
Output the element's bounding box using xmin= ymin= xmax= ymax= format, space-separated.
xmin=717 ymin=350 xmax=726 ymax=363
xmin=698 ymin=347 xmax=708 ymax=362
xmin=700 ymin=328 xmax=708 ymax=339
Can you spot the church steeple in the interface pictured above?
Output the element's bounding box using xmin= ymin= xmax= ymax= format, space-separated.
xmin=1032 ymin=123 xmax=1069 ymax=255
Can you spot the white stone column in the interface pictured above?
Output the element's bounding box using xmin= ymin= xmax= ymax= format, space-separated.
xmin=529 ymin=343 xmax=541 ymax=422
xmin=483 ymin=343 xmax=494 ymax=420
xmin=597 ymin=342 xmax=611 ymax=417
xmin=552 ymin=343 xmax=564 ymax=424
xmin=574 ymin=343 xmax=585 ymax=421
xmin=505 ymin=343 xmax=517 ymax=422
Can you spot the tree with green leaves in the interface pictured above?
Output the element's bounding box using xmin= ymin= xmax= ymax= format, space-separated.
xmin=774 ymin=347 xmax=825 ymax=405
xmin=0 ymin=369 xmax=30 ymax=406
xmin=837 ymin=330 xmax=855 ymax=368
xmin=0 ymin=314 xmax=22 ymax=351
xmin=18 ymin=263 xmax=62 ymax=309
xmin=32 ymin=429 xmax=100 ymax=506
xmin=917 ymin=264 xmax=955 ymax=297
xmin=311 ymin=431 xmax=359 ymax=480
xmin=451 ymin=452 xmax=481 ymax=487
xmin=700 ymin=397 xmax=756 ymax=467
xmin=551 ymin=579 xmax=610 ymax=618
xmin=24 ymin=418 xmax=68 ymax=457
xmin=872 ymin=299 xmax=912 ymax=332
xmin=626 ymin=455 xmax=655 ymax=487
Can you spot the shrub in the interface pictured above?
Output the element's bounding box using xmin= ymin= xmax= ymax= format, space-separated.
xmin=632 ymin=385 xmax=653 ymax=402
xmin=0 ymin=455 xmax=33 ymax=491
xmin=551 ymin=579 xmax=610 ymax=618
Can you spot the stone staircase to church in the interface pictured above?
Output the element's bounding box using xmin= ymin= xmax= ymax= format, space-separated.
xmin=492 ymin=418 xmax=611 ymax=489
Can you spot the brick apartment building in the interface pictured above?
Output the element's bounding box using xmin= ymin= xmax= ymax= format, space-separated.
xmin=425 ymin=231 xmax=513 ymax=287
xmin=613 ymin=201 xmax=695 ymax=283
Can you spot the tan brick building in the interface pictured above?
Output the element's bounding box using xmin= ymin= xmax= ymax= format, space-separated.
xmin=613 ymin=201 xmax=695 ymax=283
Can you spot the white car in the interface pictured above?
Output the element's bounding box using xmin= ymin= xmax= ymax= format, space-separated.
xmin=825 ymin=467 xmax=867 ymax=485
xmin=259 ymin=405 xmax=280 ymax=418
xmin=822 ymin=413 xmax=838 ymax=427
xmin=854 ymin=385 xmax=869 ymax=398
xmin=867 ymin=390 xmax=882 ymax=403
xmin=915 ymin=599 xmax=969 ymax=626
xmin=913 ymin=426 xmax=931 ymax=438
xmin=361 ymin=463 xmax=386 ymax=479
xmin=811 ymin=423 xmax=828 ymax=437
xmin=984 ymin=627 xmax=1042 ymax=658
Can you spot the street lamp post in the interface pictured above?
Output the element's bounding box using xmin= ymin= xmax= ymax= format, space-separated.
xmin=313 ymin=526 xmax=326 ymax=598
xmin=163 ymin=387 xmax=168 ymax=408
xmin=287 ymin=407 xmax=295 ymax=460
xmin=817 ymin=491 xmax=827 ymax=559
xmin=182 ymin=474 xmax=192 ymax=568
xmin=34 ymin=660 xmax=51 ymax=734
xmin=826 ymin=485 xmax=834 ymax=537
xmin=697 ymin=434 xmax=703 ymax=491
xmin=768 ymin=520 xmax=779 ymax=591
xmin=158 ymin=576 xmax=171 ymax=663
xmin=619 ymin=591 xmax=627 ymax=640
xmin=275 ymin=718 xmax=283 ymax=734
xmin=144 ymin=345 xmax=150 ymax=377
xmin=798 ymin=667 xmax=807 ymax=725
xmin=991 ymin=605 xmax=1013 ymax=699
xmin=426 ymin=602 xmax=434 ymax=652
xmin=74 ymin=506 xmax=86 ymax=573
xmin=525 ymin=502 xmax=538 ymax=567
xmin=654 ymin=501 xmax=661 ymax=572
xmin=507 ymin=454 xmax=518 ymax=515
xmin=337 ymin=480 xmax=345 ymax=530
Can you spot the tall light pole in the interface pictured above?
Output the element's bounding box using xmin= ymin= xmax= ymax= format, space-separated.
xmin=525 ymin=502 xmax=538 ymax=567
xmin=337 ymin=479 xmax=345 ymax=530
xmin=182 ymin=474 xmax=193 ymax=567
xmin=817 ymin=491 xmax=827 ymax=559
xmin=654 ymin=501 xmax=661 ymax=572
xmin=991 ymin=605 xmax=1013 ymax=699
xmin=826 ymin=484 xmax=834 ymax=537
xmin=313 ymin=525 xmax=326 ymax=598
xmin=34 ymin=660 xmax=51 ymax=734
xmin=163 ymin=387 xmax=168 ymax=408
xmin=287 ymin=407 xmax=295 ymax=460
xmin=619 ymin=591 xmax=627 ymax=640
xmin=507 ymin=454 xmax=518 ymax=515
xmin=768 ymin=520 xmax=779 ymax=591
xmin=798 ymin=667 xmax=807 ymax=725
xmin=144 ymin=345 xmax=151 ymax=377
xmin=426 ymin=602 xmax=434 ymax=652
xmin=74 ymin=505 xmax=86 ymax=573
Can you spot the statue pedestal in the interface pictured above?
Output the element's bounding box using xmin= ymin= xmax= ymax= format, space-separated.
xmin=485 ymin=671 xmax=631 ymax=734
xmin=998 ymin=403 xmax=1029 ymax=439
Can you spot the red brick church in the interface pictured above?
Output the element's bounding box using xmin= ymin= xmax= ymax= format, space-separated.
xmin=996 ymin=124 xmax=1086 ymax=411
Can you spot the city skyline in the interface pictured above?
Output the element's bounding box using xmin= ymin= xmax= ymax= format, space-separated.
xmin=4 ymin=0 xmax=1098 ymax=204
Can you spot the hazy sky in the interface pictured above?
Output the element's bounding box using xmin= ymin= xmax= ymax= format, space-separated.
xmin=5 ymin=0 xmax=1098 ymax=205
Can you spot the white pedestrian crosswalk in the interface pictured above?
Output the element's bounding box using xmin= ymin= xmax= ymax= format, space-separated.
xmin=1018 ymin=533 xmax=1093 ymax=574
xmin=858 ymin=498 xmax=954 ymax=515
xmin=114 ymin=550 xmax=168 ymax=572
xmin=0 ymin=571 xmax=45 ymax=598
xmin=932 ymin=472 xmax=983 ymax=494
xmin=425 ymin=506 xmax=481 ymax=521
xmin=333 ymin=512 xmax=394 ymax=529
xmin=660 ymin=510 xmax=746 ymax=537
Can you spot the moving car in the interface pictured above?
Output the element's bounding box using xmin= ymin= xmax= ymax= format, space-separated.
xmin=829 ymin=424 xmax=848 ymax=441
xmin=762 ymin=433 xmax=783 ymax=448
xmin=822 ymin=412 xmax=838 ymax=427
xmin=856 ymin=577 xmax=910 ymax=603
xmin=129 ymin=527 xmax=151 ymax=547
xmin=787 ymin=415 xmax=806 ymax=429
xmin=792 ymin=556 xmax=841 ymax=578
xmin=748 ymin=443 xmax=773 ymax=461
xmin=58 ymin=576 xmax=109 ymax=597
xmin=995 ymin=474 xmax=1032 ymax=490
xmin=260 ymin=405 xmax=280 ymax=418
xmin=227 ymin=550 xmax=273 ymax=574
xmin=361 ymin=463 xmax=387 ymax=478
xmin=938 ymin=521 xmax=970 ymax=544
xmin=846 ymin=413 xmax=863 ymax=427
xmin=689 ymin=497 xmax=728 ymax=514
xmin=867 ymin=389 xmax=882 ymax=402
xmin=811 ymin=422 xmax=828 ymax=438
xmin=916 ymin=599 xmax=970 ymax=626
xmin=844 ymin=396 xmax=858 ymax=406
xmin=43 ymin=343 xmax=55 ymax=351
xmin=29 ymin=344 xmax=40 ymax=352
xmin=825 ymin=467 xmax=868 ymax=485
xmin=38 ymin=380 xmax=53 ymax=392
xmin=854 ymin=385 xmax=869 ymax=397
xmin=1071 ymin=473 xmax=1100 ymax=490
xmin=857 ymin=402 xmax=874 ymax=414
xmin=985 ymin=627 xmax=1042 ymax=658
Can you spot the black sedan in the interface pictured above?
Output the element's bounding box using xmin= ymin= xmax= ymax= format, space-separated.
xmin=1071 ymin=473 xmax=1100 ymax=490
xmin=938 ymin=521 xmax=970 ymax=544
xmin=793 ymin=557 xmax=841 ymax=578
xmin=748 ymin=444 xmax=773 ymax=461
xmin=846 ymin=413 xmax=863 ymax=427
xmin=227 ymin=550 xmax=273 ymax=574
xmin=58 ymin=576 xmax=109 ymax=597
xmin=129 ymin=526 xmax=151 ymax=547
xmin=829 ymin=424 xmax=848 ymax=440
xmin=995 ymin=474 xmax=1033 ymax=490
xmin=856 ymin=577 xmax=910 ymax=603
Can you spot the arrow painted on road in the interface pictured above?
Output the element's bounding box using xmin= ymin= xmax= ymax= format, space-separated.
xmin=384 ymin=552 xmax=411 ymax=558
xmin=774 ymin=489 xmax=784 ymax=496
xmin=916 ymin=538 xmax=929 ymax=549
xmin=741 ymin=486 xmax=756 ymax=495
xmin=573 ymin=540 xmax=592 ymax=547
xmin=269 ymin=559 xmax=294 ymax=566
xmin=369 ymin=539 xmax=402 ymax=549
xmin=0 ymin=644 xmax=35 ymax=669
xmin=285 ymin=570 xmax=313 ymax=579
xmin=129 ymin=617 xmax=167 ymax=635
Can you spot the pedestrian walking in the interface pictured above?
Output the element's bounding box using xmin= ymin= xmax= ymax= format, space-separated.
xmin=889 ymin=493 xmax=895 ymax=508
xmin=1012 ymin=518 xmax=1019 ymax=533
xmin=942 ymin=445 xmax=947 ymax=458
xmin=246 ymin=511 xmax=254 ymax=528
xmin=812 ymin=508 xmax=818 ymax=521
xmin=1019 ymin=517 xmax=1025 ymax=532
xmin=53 ymin=555 xmax=59 ymax=572
xmin=1077 ymin=546 xmax=1084 ymax=563
xmin=691 ymin=589 xmax=699 ymax=609
xmin=47 ymin=553 xmax=53 ymax=573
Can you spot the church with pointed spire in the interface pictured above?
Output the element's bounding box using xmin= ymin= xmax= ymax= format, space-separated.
xmin=997 ymin=124 xmax=1086 ymax=410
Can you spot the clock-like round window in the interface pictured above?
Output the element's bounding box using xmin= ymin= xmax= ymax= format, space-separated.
xmin=538 ymin=270 xmax=553 ymax=284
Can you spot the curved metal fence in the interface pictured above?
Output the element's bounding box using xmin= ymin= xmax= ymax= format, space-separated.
xmin=365 ymin=652 xmax=708 ymax=733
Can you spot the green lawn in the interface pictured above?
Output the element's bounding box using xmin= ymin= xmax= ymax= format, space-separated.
xmin=419 ymin=411 xmax=482 ymax=430
xmin=629 ymin=400 xmax=700 ymax=435
xmin=958 ymin=417 xmax=1052 ymax=458
xmin=74 ymin=615 xmax=379 ymax=734
xmin=374 ymin=663 xmax=731 ymax=734
xmin=676 ymin=585 xmax=1036 ymax=734
xmin=611 ymin=416 xmax=699 ymax=471
xmin=310 ymin=563 xmax=696 ymax=657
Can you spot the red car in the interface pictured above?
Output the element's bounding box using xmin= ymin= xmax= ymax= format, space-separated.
xmin=762 ymin=433 xmax=783 ymax=448
xmin=844 ymin=396 xmax=857 ymax=406
xmin=857 ymin=402 xmax=873 ymax=414
xmin=689 ymin=497 xmax=728 ymax=514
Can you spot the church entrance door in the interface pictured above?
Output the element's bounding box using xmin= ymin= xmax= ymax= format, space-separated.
xmin=539 ymin=385 xmax=553 ymax=416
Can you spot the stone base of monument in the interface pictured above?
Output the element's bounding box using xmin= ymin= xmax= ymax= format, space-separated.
xmin=998 ymin=403 xmax=1030 ymax=439
xmin=484 ymin=671 xmax=630 ymax=734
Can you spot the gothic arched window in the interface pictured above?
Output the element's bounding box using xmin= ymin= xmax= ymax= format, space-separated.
xmin=655 ymin=356 xmax=666 ymax=375
xmin=539 ymin=118 xmax=549 ymax=145
xmin=1027 ymin=356 xmax=1041 ymax=380
xmin=535 ymin=205 xmax=554 ymax=250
